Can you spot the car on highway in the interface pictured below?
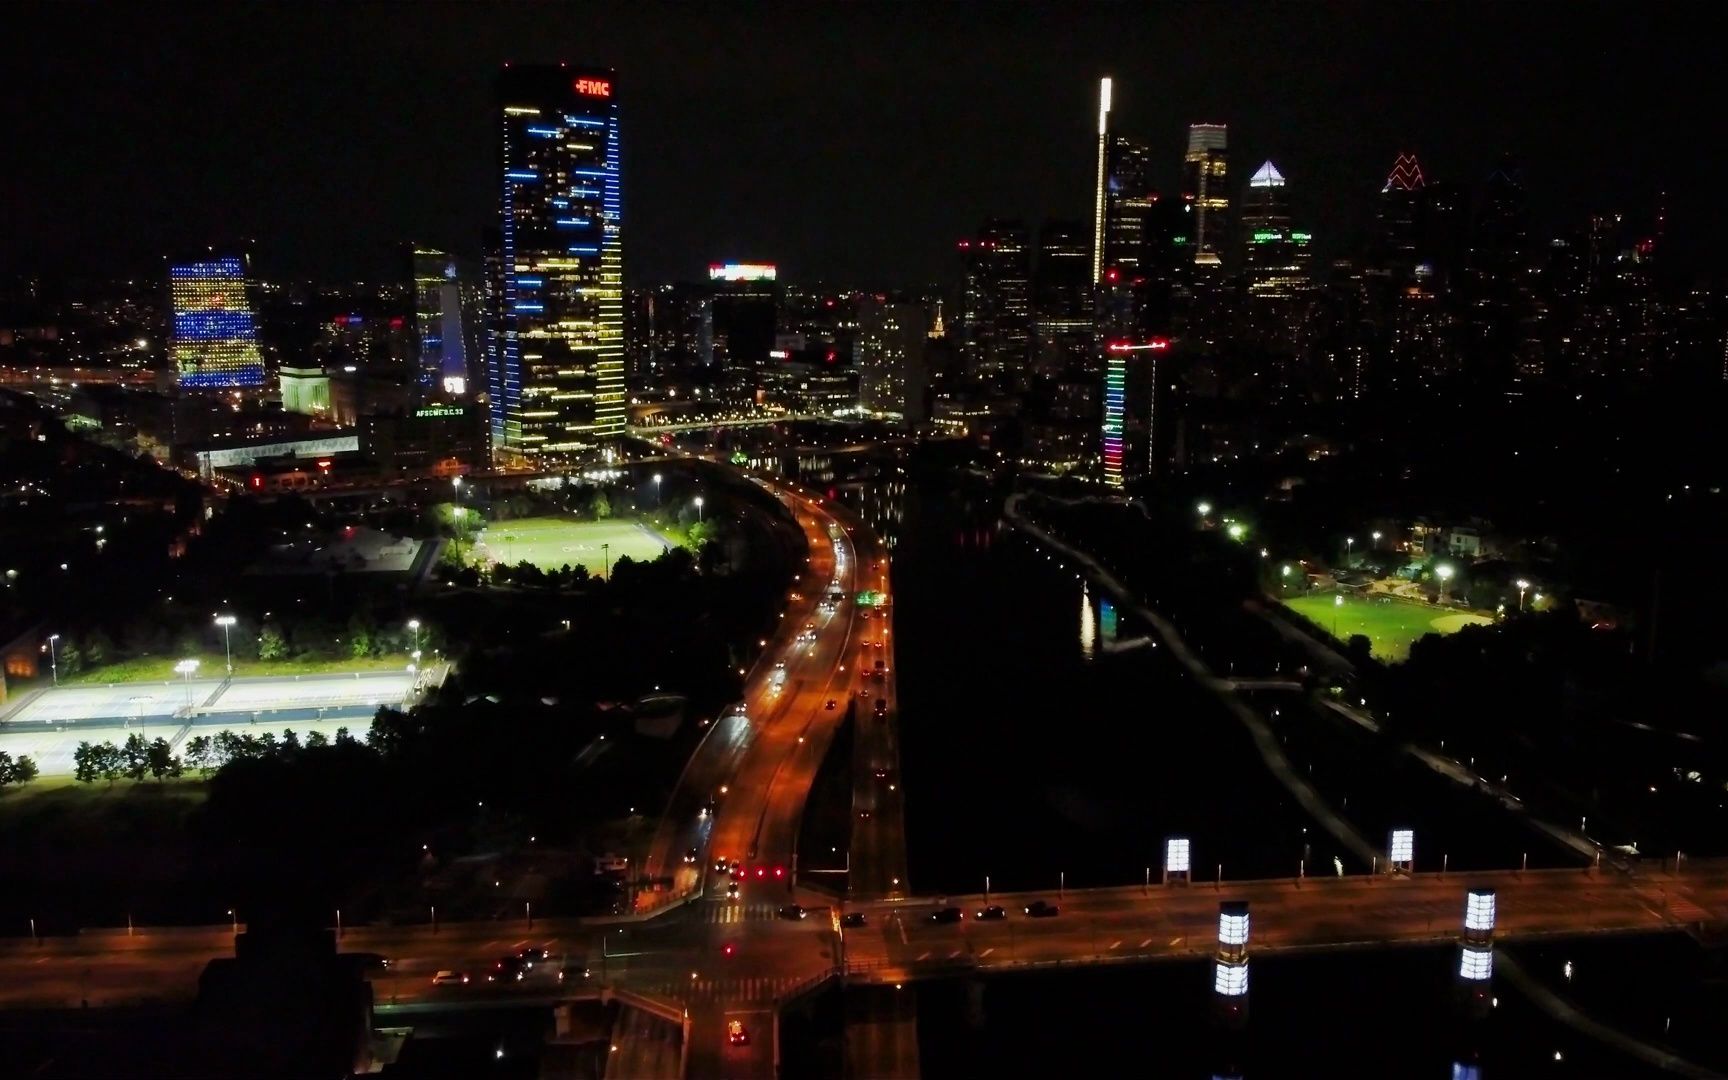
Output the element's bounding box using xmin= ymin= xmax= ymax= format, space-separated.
xmin=432 ymin=970 xmax=470 ymax=986
xmin=976 ymin=905 xmax=1007 ymax=921
xmin=873 ymin=659 xmax=887 ymax=674
xmin=684 ymin=847 xmax=699 ymax=864
xmin=728 ymin=1019 xmax=751 ymax=1046
xmin=341 ymin=952 xmax=390 ymax=973
xmin=726 ymin=882 xmax=740 ymax=900
xmin=777 ymin=904 xmax=809 ymax=921
xmin=825 ymin=699 xmax=837 ymax=710
xmin=929 ymin=906 xmax=963 ymax=924
xmin=873 ymin=698 xmax=887 ymax=714
xmin=714 ymin=857 xmax=731 ymax=873
xmin=841 ymin=912 xmax=867 ymax=928
xmin=489 ymin=956 xmax=526 ymax=982
xmin=1024 ymin=900 xmax=1060 ymax=918
xmin=516 ymin=946 xmax=550 ymax=965
xmin=858 ymin=689 xmax=870 ymax=699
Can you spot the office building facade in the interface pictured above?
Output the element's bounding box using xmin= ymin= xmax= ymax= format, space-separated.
xmin=1182 ymin=124 xmax=1230 ymax=269
xmin=411 ymin=248 xmax=476 ymax=400
xmin=488 ymin=65 xmax=625 ymax=464
xmin=169 ymin=255 xmax=266 ymax=390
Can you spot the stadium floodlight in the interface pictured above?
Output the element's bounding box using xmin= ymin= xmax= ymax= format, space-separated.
xmin=1166 ymin=837 xmax=1191 ymax=876
xmin=1389 ymin=829 xmax=1414 ymax=866
xmin=174 ymin=658 xmax=200 ymax=713
xmin=214 ymin=615 xmax=237 ymax=674
xmin=1458 ymin=945 xmax=1493 ymax=981
xmin=1465 ymin=889 xmax=1496 ymax=933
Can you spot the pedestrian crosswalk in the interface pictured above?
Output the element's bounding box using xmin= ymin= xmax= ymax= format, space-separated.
xmin=627 ymin=975 xmax=809 ymax=1002
xmin=699 ymin=902 xmax=787 ymax=924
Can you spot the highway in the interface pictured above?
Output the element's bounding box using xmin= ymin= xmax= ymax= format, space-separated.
xmin=3 ymin=863 xmax=1726 ymax=1062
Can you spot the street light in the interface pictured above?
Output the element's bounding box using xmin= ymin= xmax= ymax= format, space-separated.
xmin=1516 ymin=579 xmax=1531 ymax=613
xmin=1435 ymin=562 xmax=1455 ymax=602
xmin=47 ymin=633 xmax=60 ymax=687
xmin=1371 ymin=530 xmax=1383 ymax=544
xmin=407 ymin=619 xmax=423 ymax=659
xmin=695 ymin=496 xmax=705 ymax=523
xmin=1281 ymin=564 xmax=1292 ymax=593
xmin=174 ymin=658 xmax=200 ymax=715
xmin=214 ymin=615 xmax=237 ymax=675
xmin=1345 ymin=536 xmax=1355 ymax=563
xmin=1196 ymin=502 xmax=1212 ymax=518
xmin=653 ymin=472 xmax=663 ymax=506
xmin=1332 ymin=593 xmax=1344 ymax=637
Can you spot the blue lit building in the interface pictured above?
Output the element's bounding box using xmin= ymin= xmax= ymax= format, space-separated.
xmin=488 ymin=65 xmax=625 ymax=463
xmin=411 ymin=247 xmax=476 ymax=400
xmin=169 ymin=255 xmax=265 ymax=390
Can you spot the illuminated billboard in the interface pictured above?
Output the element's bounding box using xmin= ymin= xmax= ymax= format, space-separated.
xmin=1165 ymin=837 xmax=1191 ymax=874
xmin=709 ymin=263 xmax=778 ymax=282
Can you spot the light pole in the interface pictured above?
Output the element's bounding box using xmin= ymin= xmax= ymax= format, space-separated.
xmin=214 ymin=615 xmax=236 ymax=675
xmin=653 ymin=472 xmax=663 ymax=507
xmin=1345 ymin=536 xmax=1354 ymax=564
xmin=408 ymin=619 xmax=422 ymax=657
xmin=695 ymin=496 xmax=704 ymax=523
xmin=1332 ymin=593 xmax=1344 ymax=637
xmin=602 ymin=543 xmax=610 ymax=580
xmin=1281 ymin=564 xmax=1292 ymax=594
xmin=1371 ymin=530 xmax=1383 ymax=546
xmin=1516 ymin=579 xmax=1531 ymax=613
xmin=1196 ymin=502 xmax=1211 ymax=518
xmin=1436 ymin=563 xmax=1455 ymax=603
xmin=47 ymin=634 xmax=60 ymax=687
xmin=175 ymin=659 xmax=200 ymax=715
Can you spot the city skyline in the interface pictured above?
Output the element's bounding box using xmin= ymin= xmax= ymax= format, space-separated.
xmin=3 ymin=4 xmax=1717 ymax=284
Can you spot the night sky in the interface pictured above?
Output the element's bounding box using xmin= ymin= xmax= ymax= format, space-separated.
xmin=4 ymin=3 xmax=1714 ymax=285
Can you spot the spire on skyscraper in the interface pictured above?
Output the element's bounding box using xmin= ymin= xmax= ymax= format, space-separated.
xmin=1249 ymin=161 xmax=1286 ymax=188
xmin=1384 ymin=153 xmax=1425 ymax=193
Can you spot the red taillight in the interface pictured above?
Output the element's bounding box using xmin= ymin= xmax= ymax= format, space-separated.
xmin=755 ymin=867 xmax=766 ymax=878
xmin=723 ymin=943 xmax=735 ymax=957
xmin=774 ymin=866 xmax=784 ymax=878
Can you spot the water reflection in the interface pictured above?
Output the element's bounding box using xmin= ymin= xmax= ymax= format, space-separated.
xmin=1080 ymin=583 xmax=1096 ymax=661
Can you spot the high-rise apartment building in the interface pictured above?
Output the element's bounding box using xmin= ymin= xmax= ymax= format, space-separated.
xmin=487 ymin=65 xmax=625 ymax=464
xmin=169 ymin=254 xmax=266 ymax=390
xmin=857 ymin=296 xmax=929 ymax=426
xmin=1032 ymin=220 xmax=1094 ymax=379
xmin=1103 ymin=136 xmax=1159 ymax=276
xmin=410 ymin=247 xmax=475 ymax=399
xmin=957 ymin=219 xmax=1031 ymax=385
xmin=1182 ymin=124 xmax=1230 ymax=268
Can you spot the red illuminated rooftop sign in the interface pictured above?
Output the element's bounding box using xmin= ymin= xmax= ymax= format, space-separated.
xmin=574 ymin=77 xmax=611 ymax=98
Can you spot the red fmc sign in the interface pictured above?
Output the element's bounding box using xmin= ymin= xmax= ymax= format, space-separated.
xmin=574 ymin=77 xmax=611 ymax=97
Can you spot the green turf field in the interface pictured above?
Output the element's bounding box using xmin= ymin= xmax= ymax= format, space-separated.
xmin=475 ymin=517 xmax=670 ymax=574
xmin=1282 ymin=591 xmax=1492 ymax=661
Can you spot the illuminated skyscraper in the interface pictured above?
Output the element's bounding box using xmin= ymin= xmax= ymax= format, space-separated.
xmin=169 ymin=255 xmax=265 ymax=390
xmin=1376 ymin=153 xmax=1425 ymax=286
xmin=1103 ymin=136 xmax=1158 ymax=276
xmin=411 ymin=247 xmax=475 ymax=400
xmin=1182 ymin=124 xmax=1230 ymax=268
xmin=956 ymin=219 xmax=1031 ymax=385
xmin=488 ymin=65 xmax=625 ymax=463
xmin=1239 ymin=161 xmax=1313 ymax=299
xmin=1091 ymin=78 xmax=1113 ymax=285
xmin=1032 ymin=220 xmax=1092 ymax=378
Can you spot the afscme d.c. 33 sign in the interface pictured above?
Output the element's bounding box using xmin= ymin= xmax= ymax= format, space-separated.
xmin=574 ymin=77 xmax=611 ymax=97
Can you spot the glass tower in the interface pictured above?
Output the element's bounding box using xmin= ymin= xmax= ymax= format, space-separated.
xmin=412 ymin=247 xmax=473 ymax=400
xmin=169 ymin=255 xmax=265 ymax=390
xmin=489 ymin=65 xmax=625 ymax=463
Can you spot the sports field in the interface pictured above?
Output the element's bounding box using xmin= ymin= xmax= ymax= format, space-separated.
xmin=1283 ymin=591 xmax=1492 ymax=661
xmin=474 ymin=517 xmax=670 ymax=574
